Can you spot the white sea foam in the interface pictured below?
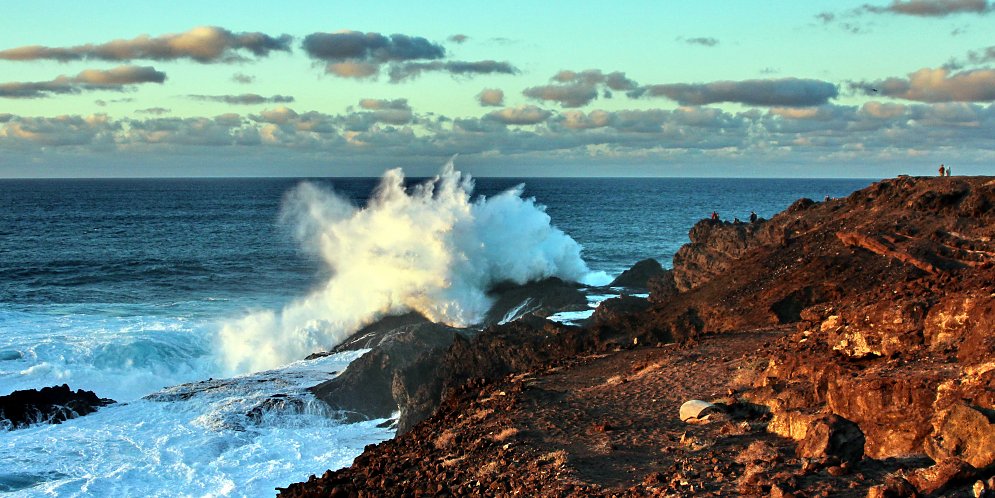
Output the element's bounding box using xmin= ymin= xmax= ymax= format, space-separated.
xmin=0 ymin=308 xmax=217 ymax=402
xmin=218 ymin=161 xmax=601 ymax=373
xmin=0 ymin=350 xmax=392 ymax=497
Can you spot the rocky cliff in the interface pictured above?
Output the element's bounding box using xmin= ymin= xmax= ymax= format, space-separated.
xmin=282 ymin=176 xmax=995 ymax=497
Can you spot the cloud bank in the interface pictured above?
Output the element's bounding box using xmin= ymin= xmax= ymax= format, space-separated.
xmin=0 ymin=66 xmax=165 ymax=98
xmin=634 ymin=78 xmax=839 ymax=107
xmin=853 ymin=67 xmax=995 ymax=102
xmin=0 ymin=26 xmax=292 ymax=63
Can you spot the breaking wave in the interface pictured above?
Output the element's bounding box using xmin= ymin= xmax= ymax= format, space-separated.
xmin=218 ymin=161 xmax=606 ymax=373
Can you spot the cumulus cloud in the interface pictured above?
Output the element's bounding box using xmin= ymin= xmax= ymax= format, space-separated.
xmin=302 ymin=31 xmax=444 ymax=79
xmin=0 ymin=26 xmax=292 ymax=63
xmin=524 ymin=69 xmax=639 ymax=107
xmin=523 ymin=83 xmax=598 ymax=108
xmin=556 ymin=110 xmax=614 ymax=129
xmin=484 ymin=105 xmax=553 ymax=125
xmin=853 ymin=67 xmax=995 ymax=102
xmin=863 ymin=0 xmax=992 ymax=16
xmin=477 ymin=88 xmax=504 ymax=106
xmin=353 ymin=98 xmax=414 ymax=126
xmin=301 ymin=30 xmax=518 ymax=82
xmin=125 ymin=115 xmax=259 ymax=146
xmin=0 ymin=114 xmax=120 ymax=146
xmin=633 ymin=78 xmax=838 ymax=107
xmin=188 ymin=94 xmax=295 ymax=105
xmin=6 ymin=98 xmax=995 ymax=171
xmin=0 ymin=66 xmax=166 ymax=98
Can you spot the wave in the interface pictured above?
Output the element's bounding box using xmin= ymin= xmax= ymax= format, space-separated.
xmin=218 ymin=161 xmax=604 ymax=373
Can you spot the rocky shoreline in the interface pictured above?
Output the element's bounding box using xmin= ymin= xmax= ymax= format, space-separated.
xmin=282 ymin=175 xmax=995 ymax=497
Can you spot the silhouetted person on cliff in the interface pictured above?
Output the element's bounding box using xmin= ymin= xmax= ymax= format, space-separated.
xmin=711 ymin=211 xmax=719 ymax=221
xmin=749 ymin=211 xmax=757 ymax=223
xmin=939 ymin=164 xmax=945 ymax=176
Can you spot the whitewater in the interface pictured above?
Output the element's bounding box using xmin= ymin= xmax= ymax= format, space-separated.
xmin=0 ymin=164 xmax=609 ymax=496
xmin=0 ymin=167 xmax=870 ymax=496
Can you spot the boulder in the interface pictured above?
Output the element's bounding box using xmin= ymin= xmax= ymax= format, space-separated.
xmin=925 ymin=402 xmax=995 ymax=470
xmin=906 ymin=458 xmax=976 ymax=495
xmin=482 ymin=277 xmax=588 ymax=326
xmin=608 ymin=258 xmax=667 ymax=289
xmin=796 ymin=414 xmax=865 ymax=463
xmin=311 ymin=321 xmax=461 ymax=422
xmin=866 ymin=474 xmax=920 ymax=498
xmin=0 ymin=384 xmax=114 ymax=430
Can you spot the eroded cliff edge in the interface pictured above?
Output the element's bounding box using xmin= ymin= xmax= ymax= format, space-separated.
xmin=284 ymin=175 xmax=995 ymax=497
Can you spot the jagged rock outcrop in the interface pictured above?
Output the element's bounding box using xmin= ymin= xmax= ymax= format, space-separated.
xmin=310 ymin=278 xmax=588 ymax=426
xmin=1 ymin=384 xmax=114 ymax=430
xmin=286 ymin=176 xmax=995 ymax=497
xmin=481 ymin=277 xmax=588 ymax=326
xmin=310 ymin=319 xmax=461 ymax=421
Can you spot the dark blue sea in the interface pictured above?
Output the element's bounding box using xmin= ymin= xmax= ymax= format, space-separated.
xmin=0 ymin=173 xmax=872 ymax=495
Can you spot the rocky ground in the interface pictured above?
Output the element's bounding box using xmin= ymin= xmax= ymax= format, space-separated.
xmin=281 ymin=175 xmax=995 ymax=497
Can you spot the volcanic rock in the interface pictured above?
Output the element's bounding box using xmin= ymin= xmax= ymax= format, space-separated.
xmin=284 ymin=176 xmax=995 ymax=497
xmin=796 ymin=414 xmax=865 ymax=463
xmin=925 ymin=402 xmax=995 ymax=470
xmin=482 ymin=277 xmax=588 ymax=325
xmin=0 ymin=384 xmax=114 ymax=430
xmin=310 ymin=320 xmax=461 ymax=422
xmin=608 ymin=258 xmax=667 ymax=289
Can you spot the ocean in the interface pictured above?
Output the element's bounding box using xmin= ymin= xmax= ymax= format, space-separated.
xmin=0 ymin=169 xmax=872 ymax=496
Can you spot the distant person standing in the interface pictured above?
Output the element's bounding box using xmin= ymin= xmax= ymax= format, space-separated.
xmin=947 ymin=166 xmax=952 ymax=176
xmin=939 ymin=164 xmax=945 ymax=176
xmin=749 ymin=211 xmax=758 ymax=223
xmin=710 ymin=211 xmax=719 ymax=221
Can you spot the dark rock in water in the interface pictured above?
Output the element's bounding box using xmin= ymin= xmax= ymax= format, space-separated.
xmin=326 ymin=312 xmax=433 ymax=354
xmin=482 ymin=277 xmax=588 ymax=326
xmin=609 ymin=258 xmax=667 ymax=289
xmin=0 ymin=350 xmax=22 ymax=361
xmin=308 ymin=278 xmax=587 ymax=424
xmin=0 ymin=472 xmax=68 ymax=492
xmin=0 ymin=384 xmax=114 ymax=430
xmin=314 ymin=278 xmax=587 ymax=358
xmin=311 ymin=321 xmax=461 ymax=422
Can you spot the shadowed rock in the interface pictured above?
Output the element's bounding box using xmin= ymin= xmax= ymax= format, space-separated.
xmin=1 ymin=384 xmax=114 ymax=430
xmin=608 ymin=258 xmax=667 ymax=289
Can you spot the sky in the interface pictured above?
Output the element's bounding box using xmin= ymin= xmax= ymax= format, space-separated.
xmin=0 ymin=0 xmax=993 ymax=178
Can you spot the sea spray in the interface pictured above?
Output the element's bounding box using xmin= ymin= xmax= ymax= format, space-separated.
xmin=218 ymin=162 xmax=604 ymax=373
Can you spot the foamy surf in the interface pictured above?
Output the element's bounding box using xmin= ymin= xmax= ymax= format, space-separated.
xmin=218 ymin=161 xmax=604 ymax=373
xmin=0 ymin=349 xmax=393 ymax=497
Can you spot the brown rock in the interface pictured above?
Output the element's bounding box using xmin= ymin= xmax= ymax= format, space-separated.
xmin=797 ymin=414 xmax=865 ymax=463
xmin=925 ymin=402 xmax=995 ymax=469
xmin=906 ymin=458 xmax=975 ymax=495
xmin=866 ymin=474 xmax=919 ymax=498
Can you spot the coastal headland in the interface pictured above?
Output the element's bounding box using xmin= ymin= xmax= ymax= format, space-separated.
xmin=280 ymin=175 xmax=995 ymax=497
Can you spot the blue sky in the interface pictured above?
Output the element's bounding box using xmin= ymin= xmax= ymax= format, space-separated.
xmin=1 ymin=0 xmax=993 ymax=177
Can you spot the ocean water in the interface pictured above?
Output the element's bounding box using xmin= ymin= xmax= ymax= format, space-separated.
xmin=0 ymin=170 xmax=872 ymax=496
